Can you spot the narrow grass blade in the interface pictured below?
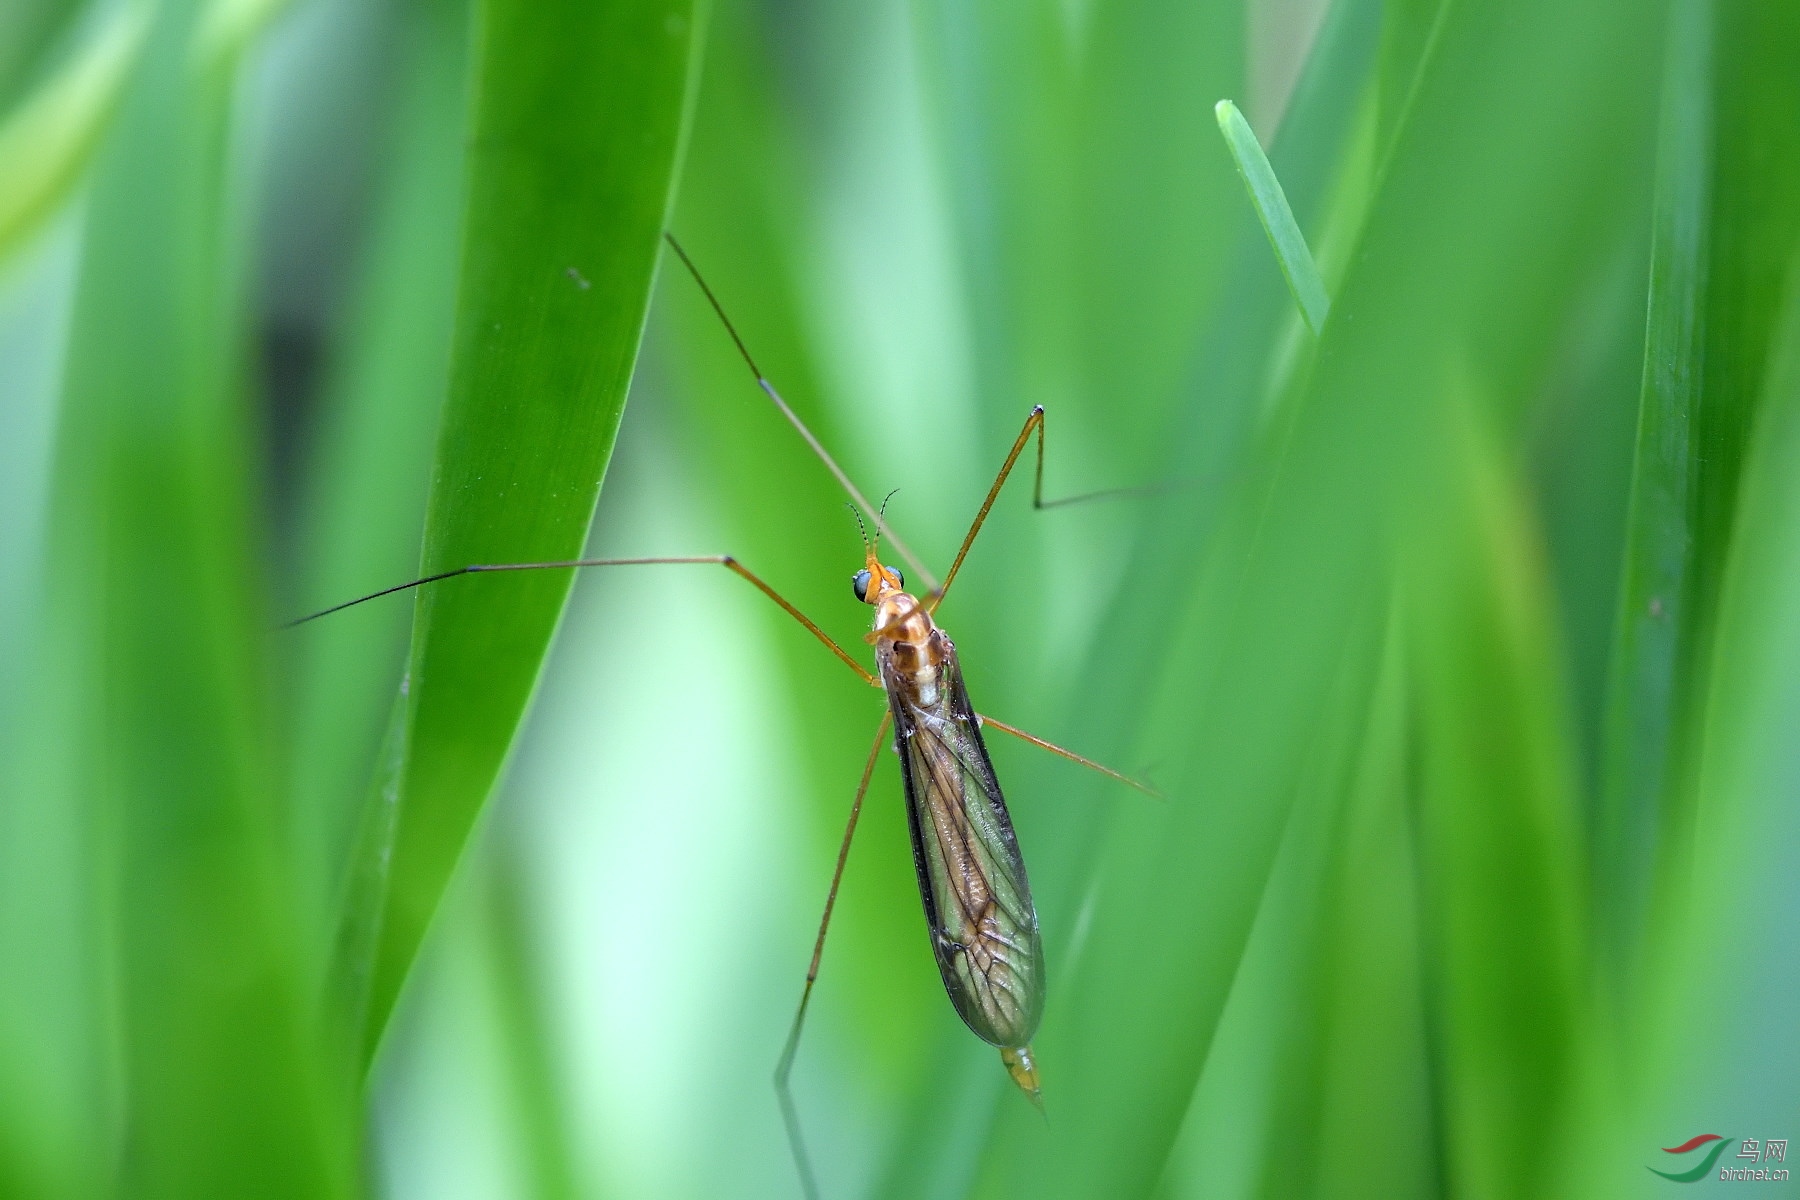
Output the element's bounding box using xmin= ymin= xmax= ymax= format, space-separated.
xmin=354 ymin=0 xmax=703 ymax=1064
xmin=0 ymin=0 xmax=82 ymax=107
xmin=1597 ymin=0 xmax=1800 ymax=987
xmin=1161 ymin=614 xmax=1396 ymax=1199
xmin=1628 ymin=247 xmax=1800 ymax=1191
xmin=1596 ymin=8 xmax=1800 ymax=1193
xmin=485 ymin=832 xmax=582 ymax=1200
xmin=1399 ymin=386 xmax=1590 ymax=1197
xmin=0 ymin=0 xmax=149 ymax=258
xmin=0 ymin=234 xmax=98 ymax=1197
xmin=1265 ymin=0 xmax=1384 ymax=234
xmin=40 ymin=0 xmax=354 ymax=1191
xmin=1593 ymin=0 xmax=1710 ymax=979
xmin=1686 ymin=2 xmax=1800 ymax=607
xmin=1372 ymin=0 xmax=1447 ymax=161
xmin=1215 ymin=98 xmax=1330 ymax=335
xmin=1300 ymin=631 xmax=1436 ymax=1200
xmin=290 ymin=0 xmax=466 ymax=970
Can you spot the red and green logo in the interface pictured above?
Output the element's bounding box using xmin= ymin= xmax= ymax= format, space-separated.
xmin=1651 ymin=1134 xmax=1732 ymax=1183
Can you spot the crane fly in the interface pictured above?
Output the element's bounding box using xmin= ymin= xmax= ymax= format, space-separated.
xmin=289 ymin=232 xmax=1155 ymax=1198
xmin=854 ymin=516 xmax=1046 ymax=1096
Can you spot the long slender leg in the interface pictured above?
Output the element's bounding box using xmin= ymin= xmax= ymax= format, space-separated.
xmin=662 ymin=233 xmax=937 ymax=594
xmin=929 ymin=407 xmax=1045 ymax=611
xmin=284 ymin=555 xmax=877 ymax=686
xmin=776 ymin=711 xmax=892 ymax=1200
xmin=930 ymin=405 xmax=1194 ymax=613
xmin=978 ymin=712 xmax=1161 ymax=798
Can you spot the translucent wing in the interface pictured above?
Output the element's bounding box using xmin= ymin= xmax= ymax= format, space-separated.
xmin=883 ymin=634 xmax=1044 ymax=1048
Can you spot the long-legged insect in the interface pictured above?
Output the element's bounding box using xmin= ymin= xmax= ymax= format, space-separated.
xmin=290 ymin=234 xmax=1153 ymax=1197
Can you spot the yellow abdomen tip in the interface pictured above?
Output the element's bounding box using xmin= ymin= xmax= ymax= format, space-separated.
xmin=999 ymin=1045 xmax=1043 ymax=1114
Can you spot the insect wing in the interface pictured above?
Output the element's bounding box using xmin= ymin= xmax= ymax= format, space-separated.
xmin=886 ymin=639 xmax=1044 ymax=1048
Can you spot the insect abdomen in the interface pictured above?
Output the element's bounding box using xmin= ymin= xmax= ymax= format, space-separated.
xmin=886 ymin=635 xmax=1045 ymax=1049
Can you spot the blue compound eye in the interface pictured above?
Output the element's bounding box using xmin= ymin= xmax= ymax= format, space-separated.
xmin=852 ymin=569 xmax=873 ymax=602
xmin=886 ymin=566 xmax=904 ymax=590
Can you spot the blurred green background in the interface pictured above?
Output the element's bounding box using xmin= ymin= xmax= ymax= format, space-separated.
xmin=2 ymin=0 xmax=1797 ymax=1195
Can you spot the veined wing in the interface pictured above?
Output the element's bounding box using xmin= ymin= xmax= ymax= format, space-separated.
xmin=884 ymin=636 xmax=1044 ymax=1049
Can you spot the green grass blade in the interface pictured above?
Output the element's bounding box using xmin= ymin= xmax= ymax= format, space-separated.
xmin=1215 ymin=98 xmax=1330 ymax=335
xmin=1159 ymin=615 xmax=1398 ymax=1199
xmin=1687 ymin=2 xmax=1800 ymax=617
xmin=0 ymin=234 xmax=97 ymax=1199
xmin=485 ymin=831 xmax=582 ymax=1200
xmin=289 ymin=0 xmax=467 ymax=972
xmin=0 ymin=0 xmax=83 ymax=109
xmin=1569 ymin=252 xmax=1800 ymax=1200
xmin=1265 ymin=0 xmax=1383 ymax=230
xmin=1372 ymin=0 xmax=1447 ymax=161
xmin=0 ymin=0 xmax=149 ymax=259
xmin=1296 ymin=631 xmax=1436 ymax=1200
xmin=355 ymin=0 xmax=703 ymax=1064
xmin=40 ymin=0 xmax=354 ymax=1192
xmin=1589 ymin=9 xmax=1800 ymax=1193
xmin=1629 ymin=246 xmax=1800 ymax=1190
xmin=1593 ymin=0 xmax=1710 ymax=977
xmin=1400 ymin=389 xmax=1590 ymax=1197
xmin=1597 ymin=0 xmax=1800 ymax=986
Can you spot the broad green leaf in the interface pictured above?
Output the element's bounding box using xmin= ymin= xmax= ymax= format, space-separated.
xmin=356 ymin=0 xmax=704 ymax=1063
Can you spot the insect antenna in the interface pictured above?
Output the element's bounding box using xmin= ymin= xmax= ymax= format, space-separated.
xmin=847 ymin=502 xmax=870 ymax=553
xmin=662 ymin=232 xmax=937 ymax=592
xmin=871 ymin=488 xmax=898 ymax=560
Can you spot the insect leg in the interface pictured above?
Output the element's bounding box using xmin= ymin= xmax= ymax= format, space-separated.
xmin=929 ymin=406 xmax=1044 ymax=611
xmin=1029 ymin=411 xmax=1195 ymax=512
xmin=776 ymin=710 xmax=892 ymax=1200
xmin=283 ymin=555 xmax=877 ymax=685
xmin=930 ymin=405 xmax=1194 ymax=613
xmin=663 ymin=232 xmax=937 ymax=594
xmin=978 ymin=713 xmax=1161 ymax=798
